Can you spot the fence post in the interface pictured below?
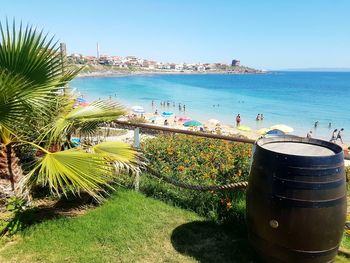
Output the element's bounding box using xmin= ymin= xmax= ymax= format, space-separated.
xmin=133 ymin=127 xmax=140 ymax=148
xmin=133 ymin=127 xmax=140 ymax=191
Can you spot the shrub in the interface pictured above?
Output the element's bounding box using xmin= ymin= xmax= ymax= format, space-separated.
xmin=345 ymin=166 xmax=350 ymax=183
xmin=138 ymin=134 xmax=252 ymax=225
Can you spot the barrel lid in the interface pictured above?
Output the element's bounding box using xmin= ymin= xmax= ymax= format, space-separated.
xmin=257 ymin=136 xmax=343 ymax=157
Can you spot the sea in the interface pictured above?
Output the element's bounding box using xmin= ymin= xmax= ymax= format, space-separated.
xmin=71 ymin=71 xmax=350 ymax=143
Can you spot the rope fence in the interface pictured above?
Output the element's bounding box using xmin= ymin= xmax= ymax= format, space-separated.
xmin=146 ymin=167 xmax=248 ymax=191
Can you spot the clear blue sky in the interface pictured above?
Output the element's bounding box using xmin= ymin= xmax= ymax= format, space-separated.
xmin=1 ymin=0 xmax=350 ymax=69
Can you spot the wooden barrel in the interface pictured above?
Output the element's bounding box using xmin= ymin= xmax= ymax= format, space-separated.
xmin=246 ymin=136 xmax=347 ymax=263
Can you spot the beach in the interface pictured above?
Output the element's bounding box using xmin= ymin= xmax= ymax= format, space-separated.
xmin=98 ymin=107 xmax=350 ymax=167
xmin=72 ymin=72 xmax=350 ymax=145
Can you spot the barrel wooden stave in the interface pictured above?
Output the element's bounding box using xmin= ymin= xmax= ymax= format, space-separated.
xmin=247 ymin=137 xmax=347 ymax=263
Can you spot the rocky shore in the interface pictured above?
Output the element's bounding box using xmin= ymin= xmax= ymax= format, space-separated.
xmin=74 ymin=64 xmax=266 ymax=78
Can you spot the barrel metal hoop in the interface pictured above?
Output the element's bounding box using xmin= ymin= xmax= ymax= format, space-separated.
xmin=272 ymin=177 xmax=346 ymax=190
xmin=271 ymin=195 xmax=346 ymax=208
xmin=249 ymin=231 xmax=340 ymax=259
xmin=256 ymin=165 xmax=344 ymax=177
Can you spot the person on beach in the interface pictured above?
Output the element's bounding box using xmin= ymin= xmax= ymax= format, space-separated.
xmin=314 ymin=121 xmax=319 ymax=128
xmin=183 ymin=105 xmax=186 ymax=111
xmin=261 ymin=114 xmax=264 ymax=120
xmin=307 ymin=131 xmax=312 ymax=138
xmin=336 ymin=128 xmax=344 ymax=144
xmin=330 ymin=129 xmax=338 ymax=142
xmin=256 ymin=114 xmax=260 ymax=121
xmin=215 ymin=124 xmax=222 ymax=134
xmin=236 ymin=114 xmax=241 ymax=127
xmin=152 ymin=100 xmax=154 ymax=107
xmin=179 ymin=104 xmax=182 ymax=111
xmin=155 ymin=109 xmax=158 ymax=115
xmin=164 ymin=119 xmax=169 ymax=126
xmin=328 ymin=122 xmax=332 ymax=128
xmin=174 ymin=116 xmax=177 ymax=125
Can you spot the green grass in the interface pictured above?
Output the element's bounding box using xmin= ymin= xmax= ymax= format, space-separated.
xmin=342 ymin=234 xmax=350 ymax=249
xmin=0 ymin=190 xmax=259 ymax=263
xmin=0 ymin=189 xmax=349 ymax=262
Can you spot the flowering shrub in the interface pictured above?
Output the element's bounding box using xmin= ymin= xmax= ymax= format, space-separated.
xmin=139 ymin=134 xmax=252 ymax=224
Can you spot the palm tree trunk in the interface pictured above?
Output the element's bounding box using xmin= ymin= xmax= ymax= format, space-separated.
xmin=0 ymin=143 xmax=24 ymax=208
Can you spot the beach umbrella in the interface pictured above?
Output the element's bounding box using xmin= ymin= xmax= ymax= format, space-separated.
xmin=80 ymin=102 xmax=89 ymax=107
xmin=76 ymin=97 xmax=89 ymax=106
xmin=183 ymin=120 xmax=202 ymax=127
xmin=208 ymin=119 xmax=220 ymax=125
xmin=76 ymin=97 xmax=86 ymax=103
xmin=178 ymin=116 xmax=191 ymax=122
xmin=162 ymin=111 xmax=174 ymax=117
xmin=258 ymin=128 xmax=271 ymax=135
xmin=271 ymin=124 xmax=294 ymax=133
xmin=266 ymin=129 xmax=285 ymax=136
xmin=132 ymin=105 xmax=145 ymax=114
xmin=237 ymin=125 xmax=252 ymax=132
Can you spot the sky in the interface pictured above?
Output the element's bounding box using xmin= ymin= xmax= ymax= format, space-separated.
xmin=1 ymin=0 xmax=350 ymax=70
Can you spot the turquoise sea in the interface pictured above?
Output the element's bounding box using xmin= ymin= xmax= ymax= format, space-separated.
xmin=71 ymin=72 xmax=350 ymax=143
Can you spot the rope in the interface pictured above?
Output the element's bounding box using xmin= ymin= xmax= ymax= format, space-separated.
xmin=145 ymin=167 xmax=248 ymax=191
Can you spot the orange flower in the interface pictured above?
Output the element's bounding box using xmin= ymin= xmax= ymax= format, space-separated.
xmin=177 ymin=166 xmax=185 ymax=172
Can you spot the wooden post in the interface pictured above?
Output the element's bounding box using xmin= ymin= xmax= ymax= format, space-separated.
xmin=60 ymin=43 xmax=67 ymax=95
xmin=133 ymin=127 xmax=140 ymax=191
xmin=133 ymin=127 xmax=140 ymax=148
xmin=134 ymin=170 xmax=140 ymax=192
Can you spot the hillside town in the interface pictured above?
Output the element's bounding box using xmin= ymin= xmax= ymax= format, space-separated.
xmin=65 ymin=45 xmax=262 ymax=74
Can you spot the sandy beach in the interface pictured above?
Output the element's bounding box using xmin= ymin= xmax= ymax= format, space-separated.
xmin=114 ymin=106 xmax=350 ymax=166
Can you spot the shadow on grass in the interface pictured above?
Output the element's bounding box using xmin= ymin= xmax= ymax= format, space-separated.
xmin=171 ymin=221 xmax=261 ymax=263
xmin=1 ymin=193 xmax=96 ymax=236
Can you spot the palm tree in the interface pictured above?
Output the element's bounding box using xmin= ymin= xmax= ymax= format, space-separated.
xmin=0 ymin=20 xmax=137 ymax=204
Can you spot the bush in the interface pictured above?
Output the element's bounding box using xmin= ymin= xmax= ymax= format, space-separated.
xmin=345 ymin=166 xmax=350 ymax=183
xmin=138 ymin=134 xmax=252 ymax=225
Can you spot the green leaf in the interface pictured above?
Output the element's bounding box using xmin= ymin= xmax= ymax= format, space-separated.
xmin=45 ymin=100 xmax=126 ymax=144
xmin=25 ymin=150 xmax=116 ymax=200
xmin=92 ymin=141 xmax=137 ymax=163
xmin=0 ymin=19 xmax=81 ymax=140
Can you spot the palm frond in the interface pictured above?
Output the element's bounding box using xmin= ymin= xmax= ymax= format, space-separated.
xmin=0 ymin=19 xmax=80 ymax=87
xmin=24 ymin=149 xmax=116 ymax=200
xmin=92 ymin=141 xmax=137 ymax=163
xmin=0 ymin=19 xmax=81 ymax=138
xmin=46 ymin=100 xmax=126 ymax=143
xmin=66 ymin=100 xmax=126 ymax=121
xmin=92 ymin=141 xmax=142 ymax=176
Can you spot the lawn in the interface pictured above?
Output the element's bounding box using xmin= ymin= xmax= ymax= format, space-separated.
xmin=0 ymin=189 xmax=258 ymax=263
xmin=0 ymin=189 xmax=349 ymax=263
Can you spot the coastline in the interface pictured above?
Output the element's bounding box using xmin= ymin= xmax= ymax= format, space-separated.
xmin=72 ymin=72 xmax=350 ymax=154
xmin=121 ymin=108 xmax=349 ymax=153
xmin=77 ymin=69 xmax=267 ymax=79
